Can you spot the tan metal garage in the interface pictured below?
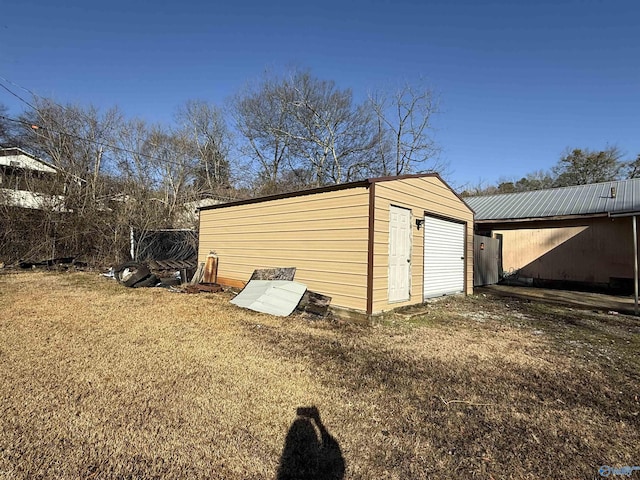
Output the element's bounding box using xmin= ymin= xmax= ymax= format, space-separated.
xmin=198 ymin=174 xmax=474 ymax=317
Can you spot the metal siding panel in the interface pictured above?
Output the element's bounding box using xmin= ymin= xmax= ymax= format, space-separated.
xmin=230 ymin=280 xmax=307 ymax=316
xmin=423 ymin=216 xmax=465 ymax=298
xmin=198 ymin=187 xmax=370 ymax=312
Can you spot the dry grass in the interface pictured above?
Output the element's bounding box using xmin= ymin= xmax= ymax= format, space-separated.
xmin=0 ymin=271 xmax=638 ymax=479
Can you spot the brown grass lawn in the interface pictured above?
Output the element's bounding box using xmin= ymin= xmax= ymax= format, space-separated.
xmin=0 ymin=271 xmax=639 ymax=479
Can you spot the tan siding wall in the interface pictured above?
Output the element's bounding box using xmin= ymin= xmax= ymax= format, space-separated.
xmin=198 ymin=187 xmax=370 ymax=311
xmin=371 ymin=177 xmax=474 ymax=313
xmin=491 ymin=216 xmax=635 ymax=284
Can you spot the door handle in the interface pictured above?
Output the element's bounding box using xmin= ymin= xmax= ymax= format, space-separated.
xmin=407 ymin=259 xmax=411 ymax=263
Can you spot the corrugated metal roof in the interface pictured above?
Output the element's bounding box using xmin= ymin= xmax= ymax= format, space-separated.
xmin=230 ymin=280 xmax=307 ymax=316
xmin=466 ymin=178 xmax=640 ymax=221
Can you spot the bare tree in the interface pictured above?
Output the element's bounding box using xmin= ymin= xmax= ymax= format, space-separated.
xmin=142 ymin=126 xmax=199 ymax=225
xmin=16 ymin=98 xmax=122 ymax=211
xmin=2 ymin=98 xmax=129 ymax=263
xmin=175 ymin=100 xmax=232 ymax=195
xmin=625 ymin=154 xmax=640 ymax=179
xmin=114 ymin=120 xmax=164 ymax=225
xmin=3 ymin=96 xmax=220 ymax=264
xmin=368 ymin=82 xmax=443 ymax=176
xmin=285 ymin=71 xmax=378 ymax=186
xmin=233 ymin=69 xmax=379 ymax=192
xmin=113 ymin=118 xmax=159 ymax=190
xmin=233 ymin=74 xmax=298 ymax=194
xmin=111 ymin=118 xmax=167 ymax=251
xmin=0 ymin=103 xmax=13 ymax=146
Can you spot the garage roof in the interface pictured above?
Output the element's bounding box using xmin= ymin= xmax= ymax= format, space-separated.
xmin=198 ymin=173 xmax=468 ymax=211
xmin=466 ymin=178 xmax=640 ymax=221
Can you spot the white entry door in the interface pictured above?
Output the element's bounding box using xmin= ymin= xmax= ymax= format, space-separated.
xmin=389 ymin=205 xmax=412 ymax=302
xmin=423 ymin=215 xmax=465 ymax=298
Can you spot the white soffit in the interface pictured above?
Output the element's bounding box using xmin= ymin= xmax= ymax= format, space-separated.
xmin=230 ymin=280 xmax=307 ymax=316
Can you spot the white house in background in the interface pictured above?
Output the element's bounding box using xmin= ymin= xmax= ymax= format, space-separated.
xmin=0 ymin=147 xmax=69 ymax=210
xmin=178 ymin=196 xmax=228 ymax=227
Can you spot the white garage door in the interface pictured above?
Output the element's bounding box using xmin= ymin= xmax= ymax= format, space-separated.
xmin=423 ymin=216 xmax=465 ymax=298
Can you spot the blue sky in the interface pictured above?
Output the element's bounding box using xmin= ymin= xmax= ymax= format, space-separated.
xmin=1 ymin=0 xmax=638 ymax=189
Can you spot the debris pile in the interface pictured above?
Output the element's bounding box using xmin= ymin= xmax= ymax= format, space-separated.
xmin=114 ymin=261 xmax=159 ymax=288
xmin=17 ymin=257 xmax=89 ymax=270
xmin=110 ymin=249 xmax=333 ymax=318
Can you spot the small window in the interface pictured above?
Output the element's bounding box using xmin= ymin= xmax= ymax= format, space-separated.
xmin=9 ymin=160 xmax=20 ymax=167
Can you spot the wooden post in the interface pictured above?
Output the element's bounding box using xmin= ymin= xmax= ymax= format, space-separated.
xmin=203 ymin=252 xmax=218 ymax=284
xmin=634 ymin=216 xmax=638 ymax=316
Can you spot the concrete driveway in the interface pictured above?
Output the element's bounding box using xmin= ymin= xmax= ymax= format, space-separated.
xmin=477 ymin=284 xmax=639 ymax=316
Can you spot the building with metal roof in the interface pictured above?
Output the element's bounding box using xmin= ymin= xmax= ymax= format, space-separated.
xmin=198 ymin=174 xmax=474 ymax=318
xmin=467 ymin=178 xmax=640 ymax=304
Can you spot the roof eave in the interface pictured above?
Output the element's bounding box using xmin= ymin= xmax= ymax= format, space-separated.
xmin=197 ymin=173 xmax=458 ymax=212
xmin=608 ymin=210 xmax=640 ymax=218
xmin=198 ymin=180 xmax=372 ymax=211
xmin=475 ymin=212 xmax=611 ymax=224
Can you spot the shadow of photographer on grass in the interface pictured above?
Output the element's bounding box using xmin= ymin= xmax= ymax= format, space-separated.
xmin=276 ymin=406 xmax=345 ymax=480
